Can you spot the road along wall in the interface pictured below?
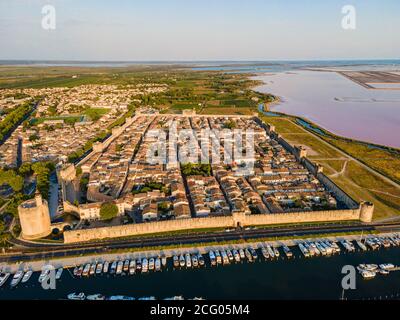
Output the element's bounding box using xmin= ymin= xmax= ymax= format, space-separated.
xmin=64 ymin=207 xmax=366 ymax=244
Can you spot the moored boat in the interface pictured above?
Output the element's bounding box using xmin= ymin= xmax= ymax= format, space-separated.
xmin=123 ymin=259 xmax=130 ymax=272
xmin=10 ymin=270 xmax=24 ymax=287
xmin=21 ymin=270 xmax=33 ymax=283
xmin=89 ymin=263 xmax=96 ymax=276
xmin=179 ymin=254 xmax=185 ymax=267
xmin=129 ymin=260 xmax=136 ymax=275
xmin=0 ymin=272 xmax=11 ymax=287
xmin=155 ymin=257 xmax=161 ymax=272
xmin=198 ymin=253 xmax=205 ymax=266
xmin=173 ymin=255 xmax=179 ymax=268
xmin=55 ymin=267 xmax=63 ymax=280
xmin=116 ymin=261 xmax=124 ymax=275
xmin=67 ymin=292 xmax=85 ymax=300
xmin=185 ymin=253 xmax=192 ymax=268
xmin=149 ymin=258 xmax=155 ymax=271
xmin=161 ymin=255 xmax=167 ymax=267
xmin=103 ymin=261 xmax=109 ymax=274
xmin=110 ymin=261 xmax=117 ymax=274
xmin=142 ymin=258 xmax=149 ymax=273
xmin=96 ymin=263 xmax=103 ymax=275
xmin=87 ymin=294 xmax=106 ymax=300
xmin=82 ymin=264 xmax=91 ymax=277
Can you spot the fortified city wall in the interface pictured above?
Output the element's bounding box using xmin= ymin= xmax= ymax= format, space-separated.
xmin=63 ymin=206 xmax=368 ymax=244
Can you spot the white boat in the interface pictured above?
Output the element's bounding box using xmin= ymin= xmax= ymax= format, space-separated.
xmin=185 ymin=253 xmax=192 ymax=268
xmin=261 ymin=247 xmax=269 ymax=260
xmin=192 ymin=255 xmax=198 ymax=267
xmin=360 ymin=270 xmax=376 ymax=280
xmin=110 ymin=261 xmax=117 ymax=274
xmin=109 ymin=295 xmax=135 ymax=301
xmin=89 ymin=263 xmax=96 ymax=276
xmin=239 ymin=249 xmax=245 ymax=260
xmin=245 ymin=249 xmax=253 ymax=262
xmin=379 ymin=269 xmax=390 ymax=275
xmin=21 ymin=270 xmax=33 ymax=283
xmin=55 ymin=268 xmax=63 ymax=280
xmin=266 ymin=245 xmax=274 ymax=258
xmin=208 ymin=251 xmax=216 ymax=266
xmin=0 ymin=272 xmax=10 ymax=287
xmin=149 ymin=258 xmax=155 ymax=271
xmin=142 ymin=258 xmax=149 ymax=273
xmin=87 ymin=294 xmax=106 ymax=300
xmin=356 ymin=241 xmax=367 ymax=251
xmin=226 ymin=250 xmax=234 ymax=262
xmin=215 ymin=250 xmax=222 ymax=264
xmin=116 ymin=261 xmax=124 ymax=275
xmin=82 ymin=264 xmax=91 ymax=277
xmin=76 ymin=265 xmax=84 ymax=277
xmin=10 ymin=271 xmax=24 ymax=287
xmin=273 ymin=246 xmax=280 ymax=258
xmin=164 ymin=295 xmax=184 ymax=300
xmin=379 ymin=263 xmax=395 ymax=270
xmin=198 ymin=253 xmax=205 ymax=266
xmin=123 ymin=260 xmax=130 ymax=272
xmin=129 ymin=260 xmax=136 ymax=275
xmin=67 ymin=292 xmax=86 ymax=300
xmin=282 ymin=245 xmax=293 ymax=258
xmin=73 ymin=267 xmax=79 ymax=276
xmin=103 ymin=261 xmax=109 ymax=274
xmin=38 ymin=269 xmax=51 ymax=282
xmin=233 ymin=249 xmax=241 ymax=262
xmin=96 ymin=263 xmax=103 ymax=275
xmin=155 ymin=258 xmax=161 ymax=272
xmin=161 ymin=255 xmax=167 ymax=267
xmin=138 ymin=296 xmax=156 ymax=300
xmin=221 ymin=251 xmax=229 ymax=265
xmin=173 ymin=255 xmax=179 ymax=268
xmin=179 ymin=254 xmax=185 ymax=267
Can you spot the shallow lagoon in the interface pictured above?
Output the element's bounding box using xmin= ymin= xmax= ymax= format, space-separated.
xmin=254 ymin=71 xmax=400 ymax=148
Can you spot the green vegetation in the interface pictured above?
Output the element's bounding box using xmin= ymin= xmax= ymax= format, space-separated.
xmin=181 ymin=163 xmax=211 ymax=177
xmin=84 ymin=108 xmax=109 ymax=121
xmin=223 ymin=120 xmax=236 ymax=129
xmin=100 ymin=202 xmax=119 ymax=221
xmin=0 ymin=169 xmax=23 ymax=192
xmin=261 ymin=114 xmax=400 ymax=220
xmin=0 ymin=100 xmax=35 ymax=142
xmin=132 ymin=182 xmax=169 ymax=195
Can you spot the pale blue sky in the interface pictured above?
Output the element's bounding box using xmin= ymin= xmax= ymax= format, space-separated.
xmin=0 ymin=0 xmax=399 ymax=60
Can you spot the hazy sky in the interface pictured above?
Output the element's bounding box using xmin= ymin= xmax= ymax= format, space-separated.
xmin=0 ymin=0 xmax=399 ymax=61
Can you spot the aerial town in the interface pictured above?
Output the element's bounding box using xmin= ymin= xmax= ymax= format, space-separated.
xmin=0 ymin=84 xmax=167 ymax=167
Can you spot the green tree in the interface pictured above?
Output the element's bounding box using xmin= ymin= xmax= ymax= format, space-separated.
xmin=100 ymin=202 xmax=118 ymax=221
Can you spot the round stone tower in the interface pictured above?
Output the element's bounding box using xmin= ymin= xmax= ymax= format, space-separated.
xmin=18 ymin=192 xmax=51 ymax=240
xmin=359 ymin=201 xmax=374 ymax=223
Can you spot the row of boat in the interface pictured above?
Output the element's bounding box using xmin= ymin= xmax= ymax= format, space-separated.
xmin=357 ymin=263 xmax=397 ymax=279
xmin=0 ymin=266 xmax=63 ymax=288
xmin=2 ymin=234 xmax=400 ymax=289
xmin=67 ymin=293 xmax=204 ymax=301
xmin=73 ymin=255 xmax=168 ymax=277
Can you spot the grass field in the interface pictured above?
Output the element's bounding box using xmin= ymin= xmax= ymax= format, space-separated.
xmin=261 ymin=115 xmax=400 ymax=221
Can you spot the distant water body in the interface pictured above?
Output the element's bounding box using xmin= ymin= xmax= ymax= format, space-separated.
xmin=254 ymin=69 xmax=400 ymax=148
xmin=1 ymin=60 xmax=400 ymax=70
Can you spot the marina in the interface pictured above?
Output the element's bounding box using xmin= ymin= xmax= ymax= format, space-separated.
xmin=2 ymin=234 xmax=400 ymax=299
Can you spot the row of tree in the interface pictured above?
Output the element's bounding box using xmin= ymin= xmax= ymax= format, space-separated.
xmin=0 ymin=100 xmax=34 ymax=142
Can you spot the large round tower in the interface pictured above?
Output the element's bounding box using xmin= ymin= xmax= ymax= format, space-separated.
xmin=18 ymin=192 xmax=51 ymax=240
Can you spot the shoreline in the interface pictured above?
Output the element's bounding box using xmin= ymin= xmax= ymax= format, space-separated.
xmin=0 ymin=231 xmax=388 ymax=273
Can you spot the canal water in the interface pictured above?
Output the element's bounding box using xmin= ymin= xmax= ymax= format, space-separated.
xmin=2 ymin=246 xmax=400 ymax=300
